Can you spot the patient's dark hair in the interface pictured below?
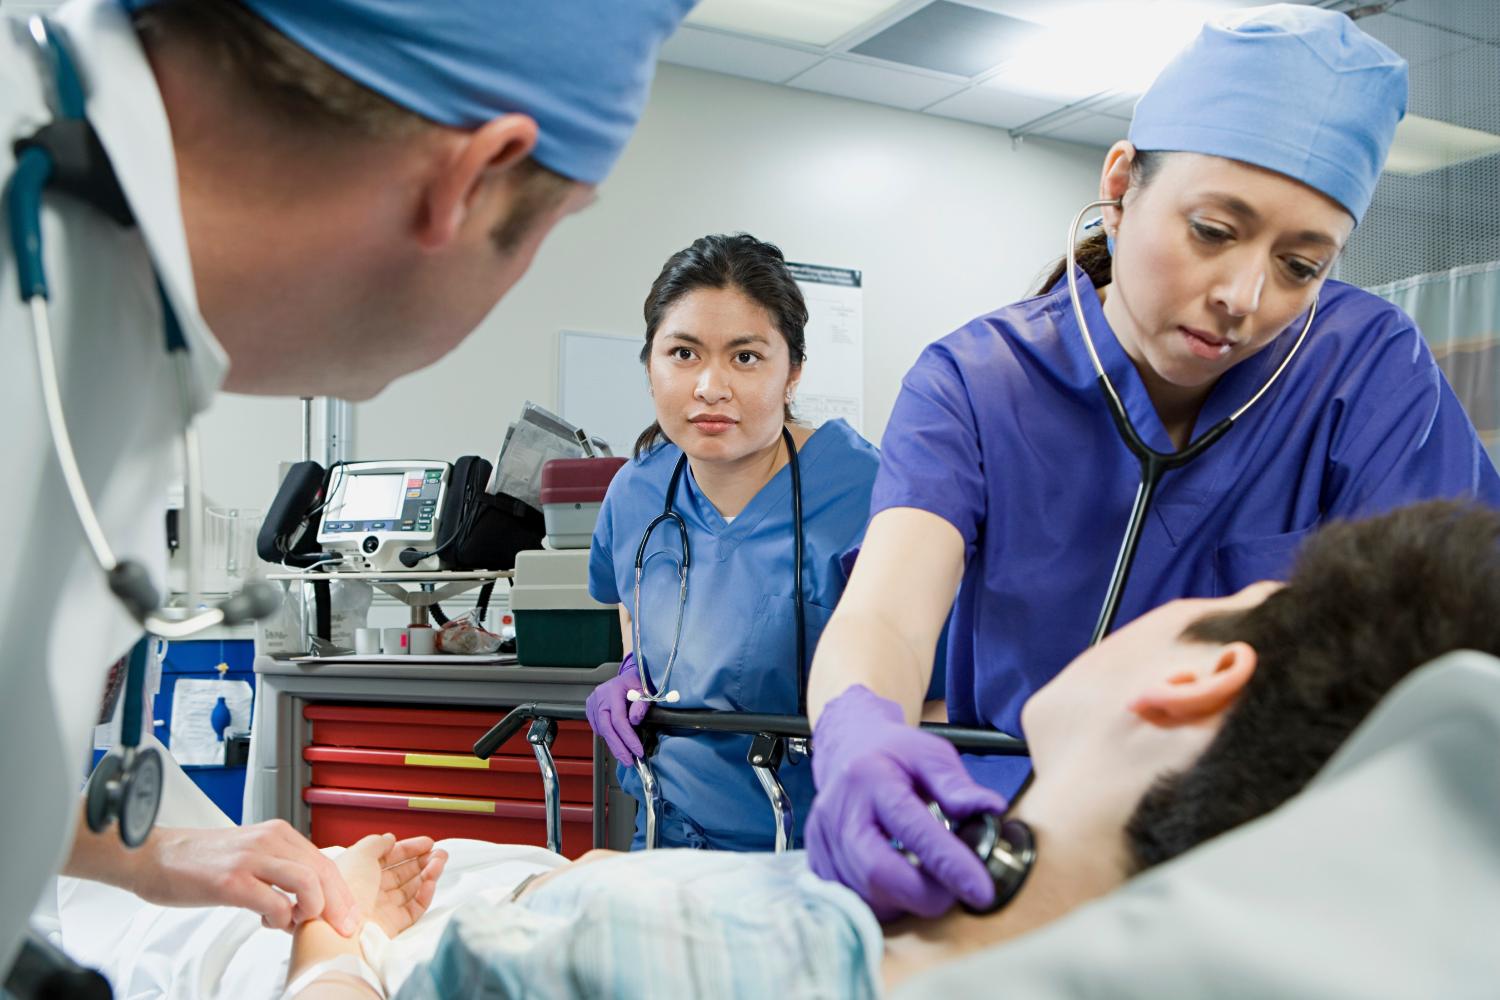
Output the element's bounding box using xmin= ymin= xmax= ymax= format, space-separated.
xmin=1125 ymin=500 xmax=1500 ymax=872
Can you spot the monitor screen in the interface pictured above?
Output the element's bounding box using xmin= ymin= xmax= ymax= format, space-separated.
xmin=328 ymin=473 xmax=406 ymax=523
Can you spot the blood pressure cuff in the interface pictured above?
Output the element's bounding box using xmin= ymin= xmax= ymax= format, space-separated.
xmin=440 ymin=456 xmax=545 ymax=571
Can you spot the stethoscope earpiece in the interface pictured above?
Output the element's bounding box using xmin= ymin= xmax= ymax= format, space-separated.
xmin=1064 ymin=197 xmax=1317 ymax=644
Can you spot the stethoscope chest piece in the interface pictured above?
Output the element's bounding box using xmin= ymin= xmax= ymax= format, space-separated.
xmin=84 ymin=744 xmax=163 ymax=848
xmin=955 ymin=812 xmax=1036 ymax=915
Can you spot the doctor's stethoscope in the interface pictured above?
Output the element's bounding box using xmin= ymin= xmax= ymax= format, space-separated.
xmin=1067 ymin=199 xmax=1317 ymax=645
xmin=627 ymin=425 xmax=809 ymax=715
xmin=7 ymin=18 xmax=279 ymax=847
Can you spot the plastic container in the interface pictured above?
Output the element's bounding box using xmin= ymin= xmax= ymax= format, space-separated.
xmin=539 ymin=457 xmax=625 ymax=548
xmin=510 ymin=550 xmax=622 ymax=667
xmin=303 ymin=787 xmax=593 ymax=856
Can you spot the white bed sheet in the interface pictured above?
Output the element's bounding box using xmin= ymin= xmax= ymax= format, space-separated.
xmin=53 ymin=740 xmax=564 ymax=1000
xmin=58 ymin=839 xmax=562 ymax=1000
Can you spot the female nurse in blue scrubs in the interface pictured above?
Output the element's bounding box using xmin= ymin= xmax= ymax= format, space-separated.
xmin=802 ymin=4 xmax=1500 ymax=920
xmin=584 ymin=233 xmax=899 ymax=851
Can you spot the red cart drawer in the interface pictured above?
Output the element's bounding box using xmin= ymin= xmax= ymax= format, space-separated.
xmin=303 ymin=746 xmax=593 ymax=804
xmin=304 ymin=704 xmax=594 ymax=759
xmin=304 ymin=787 xmax=592 ymax=857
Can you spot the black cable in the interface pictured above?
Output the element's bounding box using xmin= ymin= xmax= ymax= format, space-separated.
xmin=785 ymin=426 xmax=807 ymax=719
xmin=311 ymin=578 xmax=332 ymax=641
xmin=399 ymin=481 xmax=483 ymax=568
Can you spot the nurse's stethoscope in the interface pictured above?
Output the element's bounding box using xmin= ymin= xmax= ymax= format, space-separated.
xmin=627 ymin=426 xmax=808 ymax=714
xmin=1067 ymin=199 xmax=1317 ymax=645
xmin=6 ymin=18 xmax=279 ymax=846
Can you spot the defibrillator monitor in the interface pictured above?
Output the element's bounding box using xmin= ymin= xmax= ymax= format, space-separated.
xmin=317 ymin=461 xmax=450 ymax=571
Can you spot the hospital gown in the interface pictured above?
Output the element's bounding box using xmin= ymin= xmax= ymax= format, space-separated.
xmin=395 ymin=849 xmax=882 ymax=1000
xmin=873 ymin=270 xmax=1500 ymax=798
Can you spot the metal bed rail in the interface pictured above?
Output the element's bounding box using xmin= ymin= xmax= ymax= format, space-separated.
xmin=474 ymin=701 xmax=1028 ymax=855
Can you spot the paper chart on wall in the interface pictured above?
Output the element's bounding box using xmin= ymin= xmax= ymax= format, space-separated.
xmin=787 ymin=262 xmax=864 ymax=433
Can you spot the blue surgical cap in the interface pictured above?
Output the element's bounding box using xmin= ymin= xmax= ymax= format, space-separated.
xmin=125 ymin=0 xmax=695 ymax=184
xmin=1128 ymin=3 xmax=1407 ymax=223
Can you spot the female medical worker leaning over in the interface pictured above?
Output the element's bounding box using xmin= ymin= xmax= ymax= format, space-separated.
xmin=585 ymin=233 xmax=893 ymax=851
xmin=803 ymin=4 xmax=1500 ymax=920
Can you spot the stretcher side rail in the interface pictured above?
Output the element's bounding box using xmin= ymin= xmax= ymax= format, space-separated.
xmin=474 ymin=701 xmax=1028 ymax=855
xmin=473 ymin=701 xmax=1029 ymax=758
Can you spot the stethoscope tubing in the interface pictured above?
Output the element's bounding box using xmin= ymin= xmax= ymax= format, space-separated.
xmin=1065 ymin=199 xmax=1318 ymax=644
xmin=9 ymin=16 xmax=268 ymax=640
xmin=631 ymin=426 xmax=807 ymax=712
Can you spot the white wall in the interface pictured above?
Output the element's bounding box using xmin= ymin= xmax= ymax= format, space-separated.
xmin=199 ymin=63 xmax=1103 ymax=509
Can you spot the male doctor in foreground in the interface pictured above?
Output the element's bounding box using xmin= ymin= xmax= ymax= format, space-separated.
xmin=0 ymin=0 xmax=692 ymax=973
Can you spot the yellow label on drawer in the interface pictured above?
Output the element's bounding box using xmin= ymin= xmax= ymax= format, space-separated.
xmin=403 ymin=753 xmax=489 ymax=770
xmin=408 ymin=796 xmax=495 ymax=814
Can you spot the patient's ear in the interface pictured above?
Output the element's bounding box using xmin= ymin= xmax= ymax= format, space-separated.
xmin=1128 ymin=642 xmax=1256 ymax=725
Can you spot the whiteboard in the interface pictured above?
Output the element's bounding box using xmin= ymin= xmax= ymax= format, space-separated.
xmin=557 ymin=330 xmax=656 ymax=458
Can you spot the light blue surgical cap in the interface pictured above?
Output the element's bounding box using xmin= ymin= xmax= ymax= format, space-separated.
xmin=1128 ymin=3 xmax=1407 ymax=223
xmin=125 ymin=0 xmax=695 ymax=184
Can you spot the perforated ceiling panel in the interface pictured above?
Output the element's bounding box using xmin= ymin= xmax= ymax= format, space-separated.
xmin=849 ymin=1 xmax=1041 ymax=78
xmin=1339 ymin=0 xmax=1500 ymax=288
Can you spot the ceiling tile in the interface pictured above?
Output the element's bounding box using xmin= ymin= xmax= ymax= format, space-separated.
xmin=924 ymin=86 xmax=1064 ymax=130
xmin=1408 ymin=42 xmax=1500 ymax=134
xmin=1095 ymin=93 xmax=1140 ymax=119
xmin=685 ymin=0 xmax=909 ymax=48
xmin=849 ymin=1 xmax=1043 ymax=78
xmin=1356 ymin=9 xmax=1476 ymax=67
xmin=786 ymin=57 xmax=968 ymax=111
xmin=1381 ymin=0 xmax=1500 ymax=46
xmin=1033 ymin=113 xmax=1129 ymax=148
xmin=658 ymin=25 xmax=824 ymax=84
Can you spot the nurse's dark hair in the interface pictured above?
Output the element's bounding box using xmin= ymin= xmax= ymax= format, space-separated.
xmin=129 ymin=0 xmax=573 ymax=252
xmin=634 ymin=233 xmax=809 ymax=458
xmin=1124 ymin=500 xmax=1500 ymax=873
xmin=1033 ymin=150 xmax=1165 ymax=294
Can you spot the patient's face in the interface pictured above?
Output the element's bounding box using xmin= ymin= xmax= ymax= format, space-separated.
xmin=1021 ymin=583 xmax=1277 ymax=780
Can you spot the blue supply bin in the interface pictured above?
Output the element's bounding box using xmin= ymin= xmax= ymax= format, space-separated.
xmin=91 ymin=638 xmax=256 ymax=823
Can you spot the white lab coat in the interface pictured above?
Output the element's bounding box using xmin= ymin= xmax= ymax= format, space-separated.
xmin=0 ymin=0 xmax=228 ymax=972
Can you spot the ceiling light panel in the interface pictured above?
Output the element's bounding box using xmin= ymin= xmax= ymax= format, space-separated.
xmin=686 ymin=0 xmax=909 ymax=48
xmin=850 ymin=1 xmax=1042 ymax=78
xmin=1384 ymin=114 xmax=1500 ymax=176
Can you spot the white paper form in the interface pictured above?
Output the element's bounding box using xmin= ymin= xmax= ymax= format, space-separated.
xmin=787 ymin=262 xmax=864 ymax=433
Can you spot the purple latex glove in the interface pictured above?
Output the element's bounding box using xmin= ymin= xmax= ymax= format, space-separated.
xmin=806 ymin=685 xmax=1010 ymax=921
xmin=585 ymin=651 xmax=650 ymax=764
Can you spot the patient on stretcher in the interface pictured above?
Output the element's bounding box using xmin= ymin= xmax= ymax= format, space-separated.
xmin=62 ymin=501 xmax=1500 ymax=998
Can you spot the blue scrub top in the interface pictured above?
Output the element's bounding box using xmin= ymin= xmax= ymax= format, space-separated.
xmin=590 ymin=419 xmax=893 ymax=851
xmin=873 ymin=270 xmax=1500 ymax=798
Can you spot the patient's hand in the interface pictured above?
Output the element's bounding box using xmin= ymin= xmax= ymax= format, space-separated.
xmin=336 ymin=834 xmax=448 ymax=938
xmin=89 ymin=818 xmax=361 ymax=935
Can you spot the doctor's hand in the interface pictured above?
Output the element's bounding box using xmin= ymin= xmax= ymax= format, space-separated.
xmin=806 ymin=685 xmax=1009 ymax=922
xmin=585 ymin=651 xmax=650 ymax=764
xmin=131 ymin=820 xmax=362 ymax=935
